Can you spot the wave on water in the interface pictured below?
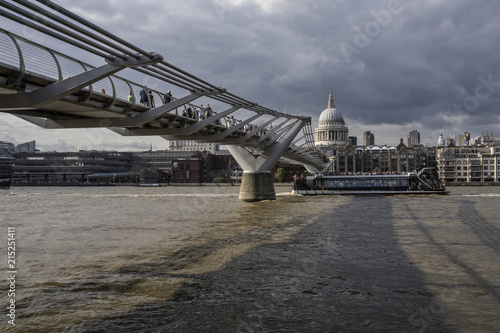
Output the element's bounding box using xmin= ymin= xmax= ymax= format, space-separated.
xmin=462 ymin=193 xmax=500 ymax=197
xmin=6 ymin=192 xmax=239 ymax=198
xmin=276 ymin=191 xmax=296 ymax=197
xmin=87 ymin=193 xmax=239 ymax=198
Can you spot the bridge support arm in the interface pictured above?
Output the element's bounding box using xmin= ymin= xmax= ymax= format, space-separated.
xmin=227 ymin=120 xmax=306 ymax=201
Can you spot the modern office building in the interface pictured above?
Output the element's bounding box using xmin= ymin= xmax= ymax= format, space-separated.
xmin=168 ymin=140 xmax=219 ymax=154
xmin=0 ymin=141 xmax=14 ymax=188
xmin=14 ymin=140 xmax=36 ymax=153
xmin=12 ymin=150 xmax=135 ymax=184
xmin=407 ymin=130 xmax=420 ymax=147
xmin=363 ymin=131 xmax=375 ymax=146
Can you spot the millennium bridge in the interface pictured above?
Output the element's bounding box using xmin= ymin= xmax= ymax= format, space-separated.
xmin=0 ymin=0 xmax=329 ymax=201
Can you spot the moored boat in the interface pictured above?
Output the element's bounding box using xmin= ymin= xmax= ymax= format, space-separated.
xmin=292 ymin=167 xmax=448 ymax=195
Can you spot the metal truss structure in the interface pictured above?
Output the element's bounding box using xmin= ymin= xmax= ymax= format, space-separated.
xmin=0 ymin=0 xmax=329 ymax=179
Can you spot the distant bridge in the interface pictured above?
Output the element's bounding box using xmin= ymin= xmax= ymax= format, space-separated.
xmin=0 ymin=0 xmax=329 ymax=201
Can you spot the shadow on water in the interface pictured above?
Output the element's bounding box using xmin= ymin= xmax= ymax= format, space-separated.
xmin=457 ymin=199 xmax=500 ymax=256
xmin=21 ymin=196 xmax=453 ymax=332
xmin=394 ymin=196 xmax=500 ymax=329
xmin=398 ymin=197 xmax=500 ymax=301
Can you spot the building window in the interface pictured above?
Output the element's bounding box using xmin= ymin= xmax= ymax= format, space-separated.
xmin=484 ymin=160 xmax=488 ymax=164
xmin=457 ymin=160 xmax=461 ymax=164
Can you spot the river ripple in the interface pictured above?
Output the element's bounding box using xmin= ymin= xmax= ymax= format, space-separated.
xmin=1 ymin=185 xmax=499 ymax=332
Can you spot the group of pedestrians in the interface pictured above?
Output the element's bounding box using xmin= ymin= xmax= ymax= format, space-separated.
xmin=197 ymin=104 xmax=213 ymax=120
xmin=181 ymin=104 xmax=213 ymax=121
xmin=293 ymin=174 xmax=310 ymax=190
xmin=127 ymin=88 xmax=275 ymax=138
xmin=130 ymin=89 xmax=174 ymax=108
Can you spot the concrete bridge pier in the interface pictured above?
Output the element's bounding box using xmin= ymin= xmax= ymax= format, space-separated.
xmin=227 ymin=120 xmax=305 ymax=202
xmin=239 ymin=171 xmax=275 ymax=202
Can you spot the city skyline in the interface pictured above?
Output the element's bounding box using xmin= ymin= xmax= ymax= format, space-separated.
xmin=1 ymin=0 xmax=499 ymax=150
xmin=6 ymin=125 xmax=496 ymax=154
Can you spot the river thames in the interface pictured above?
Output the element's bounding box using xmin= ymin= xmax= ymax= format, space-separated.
xmin=1 ymin=185 xmax=499 ymax=332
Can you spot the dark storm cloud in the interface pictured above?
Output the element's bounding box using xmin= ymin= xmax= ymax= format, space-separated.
xmin=1 ymin=0 xmax=499 ymax=148
xmin=334 ymin=1 xmax=500 ymax=129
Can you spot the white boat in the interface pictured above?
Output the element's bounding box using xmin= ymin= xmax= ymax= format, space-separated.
xmin=292 ymin=168 xmax=449 ymax=196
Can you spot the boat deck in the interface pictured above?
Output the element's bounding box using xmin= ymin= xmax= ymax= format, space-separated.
xmin=292 ymin=189 xmax=450 ymax=196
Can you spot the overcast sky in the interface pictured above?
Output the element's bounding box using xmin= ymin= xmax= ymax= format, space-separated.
xmin=1 ymin=0 xmax=500 ymax=151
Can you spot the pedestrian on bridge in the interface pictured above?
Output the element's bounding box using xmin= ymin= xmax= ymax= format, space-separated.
xmin=186 ymin=106 xmax=193 ymax=118
xmin=163 ymin=90 xmax=172 ymax=104
xmin=140 ymin=88 xmax=148 ymax=106
xmin=148 ymin=90 xmax=155 ymax=108
xmin=197 ymin=104 xmax=205 ymax=120
xmin=205 ymin=104 xmax=212 ymax=118
xmin=127 ymin=90 xmax=135 ymax=103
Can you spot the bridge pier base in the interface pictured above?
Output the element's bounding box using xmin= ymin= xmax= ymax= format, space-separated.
xmin=239 ymin=172 xmax=275 ymax=202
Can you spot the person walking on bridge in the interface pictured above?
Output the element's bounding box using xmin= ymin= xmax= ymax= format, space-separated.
xmin=148 ymin=90 xmax=155 ymax=108
xmin=197 ymin=104 xmax=205 ymax=120
xmin=163 ymin=90 xmax=172 ymax=104
xmin=139 ymin=88 xmax=148 ymax=106
xmin=205 ymin=104 xmax=212 ymax=118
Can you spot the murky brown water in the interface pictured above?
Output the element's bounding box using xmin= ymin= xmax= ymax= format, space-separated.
xmin=1 ymin=185 xmax=499 ymax=332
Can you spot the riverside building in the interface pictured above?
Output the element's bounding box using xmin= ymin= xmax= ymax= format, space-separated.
xmin=168 ymin=140 xmax=219 ymax=154
xmin=437 ymin=144 xmax=500 ymax=183
xmin=9 ymin=141 xmax=239 ymax=184
xmin=335 ymin=139 xmax=437 ymax=174
xmin=12 ymin=150 xmax=134 ymax=184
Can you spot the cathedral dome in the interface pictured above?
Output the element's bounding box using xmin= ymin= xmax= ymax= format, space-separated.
xmin=314 ymin=89 xmax=349 ymax=149
xmin=317 ymin=89 xmax=345 ymax=127
xmin=319 ymin=107 xmax=344 ymax=124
